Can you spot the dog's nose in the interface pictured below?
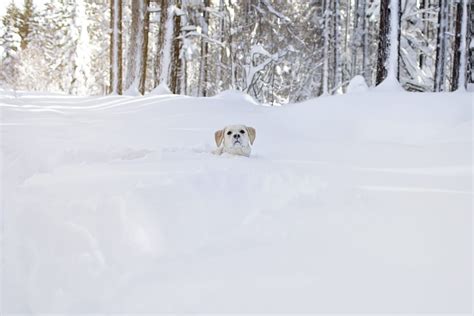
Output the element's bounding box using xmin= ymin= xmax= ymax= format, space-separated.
xmin=233 ymin=134 xmax=240 ymax=139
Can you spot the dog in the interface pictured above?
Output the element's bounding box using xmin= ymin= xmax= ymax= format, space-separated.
xmin=213 ymin=125 xmax=256 ymax=157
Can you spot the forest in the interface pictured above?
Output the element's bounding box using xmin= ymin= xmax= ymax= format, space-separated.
xmin=0 ymin=0 xmax=472 ymax=104
xmin=2 ymin=1 xmax=473 ymax=313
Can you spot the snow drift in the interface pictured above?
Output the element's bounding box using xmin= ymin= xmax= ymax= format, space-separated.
xmin=0 ymin=90 xmax=472 ymax=313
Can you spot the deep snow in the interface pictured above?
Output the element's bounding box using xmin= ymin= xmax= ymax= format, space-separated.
xmin=0 ymin=89 xmax=472 ymax=313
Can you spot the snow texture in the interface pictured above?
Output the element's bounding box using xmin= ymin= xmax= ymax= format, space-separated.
xmin=149 ymin=82 xmax=172 ymax=95
xmin=0 ymin=89 xmax=472 ymax=314
xmin=346 ymin=75 xmax=369 ymax=93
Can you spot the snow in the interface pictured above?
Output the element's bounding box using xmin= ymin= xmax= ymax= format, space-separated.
xmin=149 ymin=82 xmax=172 ymax=95
xmin=1 ymin=90 xmax=472 ymax=313
xmin=346 ymin=75 xmax=369 ymax=93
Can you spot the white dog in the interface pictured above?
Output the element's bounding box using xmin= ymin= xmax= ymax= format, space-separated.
xmin=213 ymin=125 xmax=256 ymax=157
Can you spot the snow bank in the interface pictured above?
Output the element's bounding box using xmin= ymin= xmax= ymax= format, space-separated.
xmin=211 ymin=88 xmax=260 ymax=105
xmin=149 ymin=83 xmax=172 ymax=95
xmin=1 ymin=89 xmax=472 ymax=313
xmin=346 ymin=75 xmax=369 ymax=93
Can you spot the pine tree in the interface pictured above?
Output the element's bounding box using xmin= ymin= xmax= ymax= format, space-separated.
xmin=0 ymin=2 xmax=22 ymax=87
xmin=19 ymin=0 xmax=34 ymax=49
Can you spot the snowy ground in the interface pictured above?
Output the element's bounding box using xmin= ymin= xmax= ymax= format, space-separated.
xmin=1 ymin=89 xmax=472 ymax=314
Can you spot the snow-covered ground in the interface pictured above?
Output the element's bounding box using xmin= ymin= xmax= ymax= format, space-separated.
xmin=1 ymin=89 xmax=472 ymax=314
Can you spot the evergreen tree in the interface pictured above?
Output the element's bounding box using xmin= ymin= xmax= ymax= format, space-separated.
xmin=19 ymin=0 xmax=34 ymax=49
xmin=0 ymin=1 xmax=22 ymax=87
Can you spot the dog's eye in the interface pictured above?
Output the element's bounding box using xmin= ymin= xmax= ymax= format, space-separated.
xmin=226 ymin=131 xmax=232 ymax=136
xmin=240 ymin=130 xmax=245 ymax=134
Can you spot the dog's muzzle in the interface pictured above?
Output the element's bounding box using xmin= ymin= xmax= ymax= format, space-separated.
xmin=233 ymin=134 xmax=242 ymax=146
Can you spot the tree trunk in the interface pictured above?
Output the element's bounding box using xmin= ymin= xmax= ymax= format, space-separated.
xmin=419 ymin=0 xmax=426 ymax=68
xmin=125 ymin=0 xmax=142 ymax=92
xmin=376 ymin=0 xmax=390 ymax=85
xmin=361 ymin=0 xmax=370 ymax=84
xmin=169 ymin=0 xmax=181 ymax=94
xmin=456 ymin=0 xmax=469 ymax=90
xmin=109 ymin=0 xmax=123 ymax=94
xmin=451 ymin=0 xmax=463 ymax=90
xmin=469 ymin=1 xmax=474 ymax=84
xmin=396 ymin=0 xmax=401 ymax=81
xmin=434 ymin=0 xmax=448 ymax=92
xmin=138 ymin=0 xmax=150 ymax=95
xmin=109 ymin=0 xmax=114 ymax=93
xmin=465 ymin=1 xmax=474 ymax=84
xmin=217 ymin=0 xmax=226 ymax=91
xmin=332 ymin=0 xmax=342 ymax=93
xmin=322 ymin=0 xmax=330 ymax=95
xmin=351 ymin=0 xmax=360 ymax=78
xmin=227 ymin=0 xmax=235 ymax=89
xmin=198 ymin=0 xmax=211 ymax=96
xmin=155 ymin=0 xmax=169 ymax=87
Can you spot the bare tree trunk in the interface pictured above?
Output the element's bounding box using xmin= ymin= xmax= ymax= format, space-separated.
xmin=117 ymin=0 xmax=123 ymax=94
xmin=456 ymin=0 xmax=469 ymax=90
xmin=396 ymin=0 xmax=401 ymax=81
xmin=180 ymin=0 xmax=188 ymax=95
xmin=227 ymin=0 xmax=235 ymax=89
xmin=333 ymin=0 xmax=342 ymax=93
xmin=138 ymin=0 xmax=150 ymax=94
xmin=344 ymin=0 xmax=352 ymax=86
xmin=125 ymin=0 xmax=144 ymax=93
xmin=451 ymin=1 xmax=463 ymax=91
xmin=109 ymin=0 xmax=123 ymax=94
xmin=322 ymin=0 xmax=330 ymax=95
xmin=109 ymin=0 xmax=114 ymax=93
xmin=198 ymin=0 xmax=211 ymax=96
xmin=217 ymin=0 xmax=226 ymax=91
xmin=169 ymin=0 xmax=181 ymax=94
xmin=468 ymin=2 xmax=474 ymax=85
xmin=361 ymin=0 xmax=370 ymax=84
xmin=351 ymin=0 xmax=360 ymax=78
xmin=434 ymin=0 xmax=448 ymax=91
xmin=376 ymin=0 xmax=390 ymax=85
xmin=419 ymin=0 xmax=426 ymax=68
xmin=155 ymin=0 xmax=169 ymax=87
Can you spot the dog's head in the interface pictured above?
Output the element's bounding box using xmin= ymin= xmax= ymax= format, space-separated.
xmin=214 ymin=125 xmax=256 ymax=155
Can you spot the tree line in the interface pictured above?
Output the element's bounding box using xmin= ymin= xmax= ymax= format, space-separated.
xmin=0 ymin=0 xmax=472 ymax=104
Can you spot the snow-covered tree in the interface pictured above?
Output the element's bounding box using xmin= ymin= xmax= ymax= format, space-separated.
xmin=0 ymin=2 xmax=22 ymax=88
xmin=0 ymin=0 xmax=471 ymax=98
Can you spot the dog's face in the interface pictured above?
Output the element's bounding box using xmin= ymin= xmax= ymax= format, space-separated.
xmin=214 ymin=125 xmax=256 ymax=157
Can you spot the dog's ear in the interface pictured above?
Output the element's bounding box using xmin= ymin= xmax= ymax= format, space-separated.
xmin=215 ymin=129 xmax=225 ymax=147
xmin=246 ymin=126 xmax=256 ymax=145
